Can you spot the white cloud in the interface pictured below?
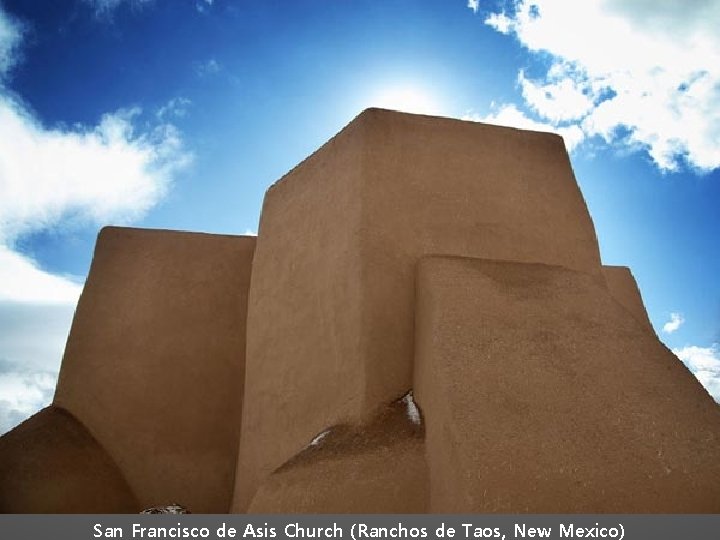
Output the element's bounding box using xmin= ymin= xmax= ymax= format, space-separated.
xmin=518 ymin=68 xmax=596 ymax=123
xmin=485 ymin=11 xmax=513 ymax=34
xmin=0 ymin=99 xmax=190 ymax=245
xmin=0 ymin=247 xmax=82 ymax=303
xmin=0 ymin=358 xmax=57 ymax=435
xmin=465 ymin=103 xmax=585 ymax=151
xmin=673 ymin=344 xmax=720 ymax=403
xmin=662 ymin=312 xmax=685 ymax=334
xmin=467 ymin=0 xmax=479 ymax=14
xmin=480 ymin=0 xmax=720 ymax=172
xmin=603 ymin=0 xmax=720 ymax=43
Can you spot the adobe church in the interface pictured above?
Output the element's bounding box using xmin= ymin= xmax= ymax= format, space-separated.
xmin=2 ymin=109 xmax=719 ymax=513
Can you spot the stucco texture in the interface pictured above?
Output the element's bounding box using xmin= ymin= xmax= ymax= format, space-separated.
xmin=53 ymin=227 xmax=255 ymax=513
xmin=233 ymin=108 xmax=604 ymax=510
xmin=414 ymin=256 xmax=720 ymax=512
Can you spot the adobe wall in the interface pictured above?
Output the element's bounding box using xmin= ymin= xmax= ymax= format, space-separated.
xmin=0 ymin=406 xmax=138 ymax=513
xmin=414 ymin=256 xmax=720 ymax=512
xmin=358 ymin=109 xmax=603 ymax=411
xmin=248 ymin=399 xmax=428 ymax=513
xmin=602 ymin=265 xmax=654 ymax=333
xmin=233 ymin=108 xmax=604 ymax=510
xmin=53 ymin=226 xmax=255 ymax=513
xmin=233 ymin=117 xmax=366 ymax=510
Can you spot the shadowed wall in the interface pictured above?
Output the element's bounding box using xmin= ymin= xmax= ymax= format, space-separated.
xmin=53 ymin=227 xmax=255 ymax=513
xmin=248 ymin=399 xmax=428 ymax=513
xmin=0 ymin=406 xmax=139 ymax=513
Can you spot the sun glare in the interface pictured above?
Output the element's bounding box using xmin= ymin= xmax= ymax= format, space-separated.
xmin=365 ymin=84 xmax=444 ymax=116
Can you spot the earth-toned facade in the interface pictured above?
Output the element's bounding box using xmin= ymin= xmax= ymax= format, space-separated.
xmin=2 ymin=109 xmax=719 ymax=513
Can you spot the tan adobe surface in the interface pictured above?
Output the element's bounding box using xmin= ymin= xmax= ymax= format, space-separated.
xmin=53 ymin=227 xmax=255 ymax=513
xmin=233 ymin=108 xmax=604 ymax=510
xmin=602 ymin=265 xmax=654 ymax=332
xmin=414 ymin=256 xmax=720 ymax=512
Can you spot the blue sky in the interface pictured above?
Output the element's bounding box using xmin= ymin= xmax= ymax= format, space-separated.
xmin=0 ymin=0 xmax=718 ymax=434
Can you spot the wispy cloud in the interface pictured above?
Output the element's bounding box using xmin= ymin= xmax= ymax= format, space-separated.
xmin=477 ymin=0 xmax=720 ymax=172
xmin=0 ymin=6 xmax=22 ymax=76
xmin=673 ymin=344 xmax=720 ymax=402
xmin=196 ymin=0 xmax=215 ymax=14
xmin=81 ymin=0 xmax=155 ymax=16
xmin=156 ymin=97 xmax=192 ymax=121
xmin=194 ymin=58 xmax=221 ymax=77
xmin=467 ymin=0 xmax=479 ymax=14
xmin=662 ymin=312 xmax=685 ymax=334
xmin=0 ymin=4 xmax=190 ymax=433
